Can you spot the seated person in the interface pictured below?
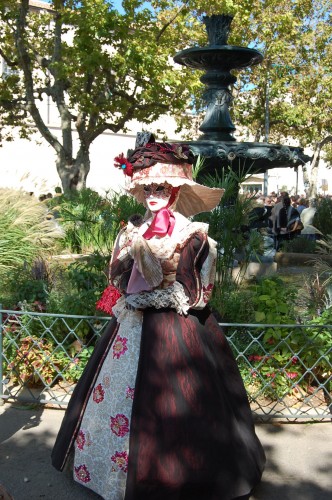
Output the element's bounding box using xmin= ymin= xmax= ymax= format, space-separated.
xmin=276 ymin=197 xmax=302 ymax=249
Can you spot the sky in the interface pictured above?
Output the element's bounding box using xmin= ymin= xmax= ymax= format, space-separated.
xmin=43 ymin=1 xmax=133 ymax=13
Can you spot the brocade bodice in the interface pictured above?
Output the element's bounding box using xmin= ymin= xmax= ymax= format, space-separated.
xmin=109 ymin=213 xmax=217 ymax=314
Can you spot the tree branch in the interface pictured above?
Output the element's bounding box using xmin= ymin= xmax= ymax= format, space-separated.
xmin=49 ymin=7 xmax=73 ymax=159
xmin=110 ymin=87 xmax=169 ymax=110
xmin=85 ymin=97 xmax=171 ymax=144
xmin=269 ymin=120 xmax=306 ymax=131
xmin=156 ymin=1 xmax=190 ymax=42
xmin=15 ymin=0 xmax=63 ymax=155
xmin=0 ymin=48 xmax=18 ymax=67
xmin=317 ymin=135 xmax=332 ymax=149
xmin=32 ymin=49 xmax=50 ymax=69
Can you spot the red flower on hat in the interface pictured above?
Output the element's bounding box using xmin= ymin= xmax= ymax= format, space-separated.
xmin=114 ymin=153 xmax=134 ymax=177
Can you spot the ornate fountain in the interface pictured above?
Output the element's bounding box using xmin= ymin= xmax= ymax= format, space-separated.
xmin=173 ymin=14 xmax=310 ymax=174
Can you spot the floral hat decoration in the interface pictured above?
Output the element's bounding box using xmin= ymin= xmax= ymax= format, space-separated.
xmin=114 ymin=133 xmax=224 ymax=217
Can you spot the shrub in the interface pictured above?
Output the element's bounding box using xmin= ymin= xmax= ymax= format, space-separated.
xmin=231 ymin=276 xmax=332 ymax=399
xmin=282 ymin=237 xmax=317 ymax=254
xmin=211 ymin=283 xmax=256 ymax=323
xmin=251 ymin=275 xmax=297 ymax=324
xmin=195 ymin=168 xmax=261 ymax=284
xmin=313 ymin=197 xmax=332 ymax=236
xmin=2 ymin=310 xmax=106 ymax=386
xmin=46 ymin=253 xmax=109 ymax=316
xmin=4 ymin=328 xmax=97 ymax=386
xmin=52 ymin=345 xmax=95 ymax=383
xmin=7 ymin=334 xmax=58 ymax=387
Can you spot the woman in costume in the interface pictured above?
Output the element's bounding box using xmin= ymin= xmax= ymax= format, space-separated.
xmin=52 ymin=136 xmax=265 ymax=500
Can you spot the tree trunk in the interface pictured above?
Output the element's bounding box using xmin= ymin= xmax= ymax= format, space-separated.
xmin=56 ymin=147 xmax=90 ymax=192
xmin=308 ymin=147 xmax=320 ymax=198
xmin=302 ymin=163 xmax=310 ymax=196
xmin=307 ymin=136 xmax=332 ymax=199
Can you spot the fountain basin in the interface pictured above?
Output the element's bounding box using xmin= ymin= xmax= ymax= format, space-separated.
xmin=174 ymin=46 xmax=263 ymax=71
xmin=184 ymin=139 xmax=309 ymax=173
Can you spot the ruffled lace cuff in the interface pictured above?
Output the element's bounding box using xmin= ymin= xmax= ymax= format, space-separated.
xmin=125 ymin=281 xmax=190 ymax=316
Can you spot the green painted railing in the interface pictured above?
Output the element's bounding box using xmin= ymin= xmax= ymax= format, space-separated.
xmin=0 ymin=308 xmax=331 ymax=421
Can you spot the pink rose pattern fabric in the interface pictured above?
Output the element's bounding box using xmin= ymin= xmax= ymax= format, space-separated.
xmin=111 ymin=451 xmax=129 ymax=473
xmin=110 ymin=414 xmax=130 ymax=437
xmin=73 ymin=309 xmax=143 ymax=499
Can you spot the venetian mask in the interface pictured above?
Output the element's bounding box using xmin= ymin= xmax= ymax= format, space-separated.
xmin=143 ymin=182 xmax=173 ymax=212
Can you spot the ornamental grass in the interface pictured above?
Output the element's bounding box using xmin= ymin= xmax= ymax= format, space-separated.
xmin=0 ymin=188 xmax=63 ymax=273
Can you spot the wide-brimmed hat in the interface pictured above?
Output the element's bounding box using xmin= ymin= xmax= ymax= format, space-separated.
xmin=115 ymin=135 xmax=224 ymax=217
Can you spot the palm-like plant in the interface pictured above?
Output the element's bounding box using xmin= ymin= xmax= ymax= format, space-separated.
xmin=47 ymin=188 xmax=145 ymax=255
xmin=312 ymin=236 xmax=332 ymax=287
xmin=195 ymin=165 xmax=263 ymax=282
xmin=193 ymin=163 xmax=265 ymax=319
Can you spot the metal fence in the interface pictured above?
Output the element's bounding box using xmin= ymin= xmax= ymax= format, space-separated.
xmin=0 ymin=308 xmax=331 ymax=421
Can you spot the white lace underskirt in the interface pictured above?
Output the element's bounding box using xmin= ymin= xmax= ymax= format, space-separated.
xmin=73 ymin=308 xmax=143 ymax=499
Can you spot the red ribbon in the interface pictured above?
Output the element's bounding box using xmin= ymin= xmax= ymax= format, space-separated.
xmin=142 ymin=187 xmax=179 ymax=240
xmin=142 ymin=207 xmax=175 ymax=240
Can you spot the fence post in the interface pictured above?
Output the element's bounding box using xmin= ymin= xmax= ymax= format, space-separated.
xmin=0 ymin=305 xmax=4 ymax=405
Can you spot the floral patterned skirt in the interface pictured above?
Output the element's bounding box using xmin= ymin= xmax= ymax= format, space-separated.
xmin=52 ymin=306 xmax=265 ymax=500
xmin=73 ymin=309 xmax=143 ymax=499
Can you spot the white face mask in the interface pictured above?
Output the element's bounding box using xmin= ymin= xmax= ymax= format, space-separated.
xmin=143 ymin=183 xmax=172 ymax=213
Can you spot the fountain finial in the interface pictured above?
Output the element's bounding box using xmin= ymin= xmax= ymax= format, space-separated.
xmin=203 ymin=14 xmax=233 ymax=46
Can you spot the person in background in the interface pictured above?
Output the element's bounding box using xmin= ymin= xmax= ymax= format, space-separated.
xmin=296 ymin=198 xmax=308 ymax=214
xmin=269 ymin=191 xmax=288 ymax=249
xmin=300 ymin=199 xmax=318 ymax=240
xmin=290 ymin=195 xmax=300 ymax=209
xmin=277 ymin=196 xmax=302 ymax=249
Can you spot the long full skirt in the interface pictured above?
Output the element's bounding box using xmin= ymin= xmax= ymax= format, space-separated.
xmin=52 ymin=306 xmax=265 ymax=500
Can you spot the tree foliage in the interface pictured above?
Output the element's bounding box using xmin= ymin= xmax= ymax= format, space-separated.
xmin=0 ymin=0 xmax=205 ymax=190
xmin=0 ymin=0 xmax=331 ymax=194
xmin=230 ymin=0 xmax=331 ymax=195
